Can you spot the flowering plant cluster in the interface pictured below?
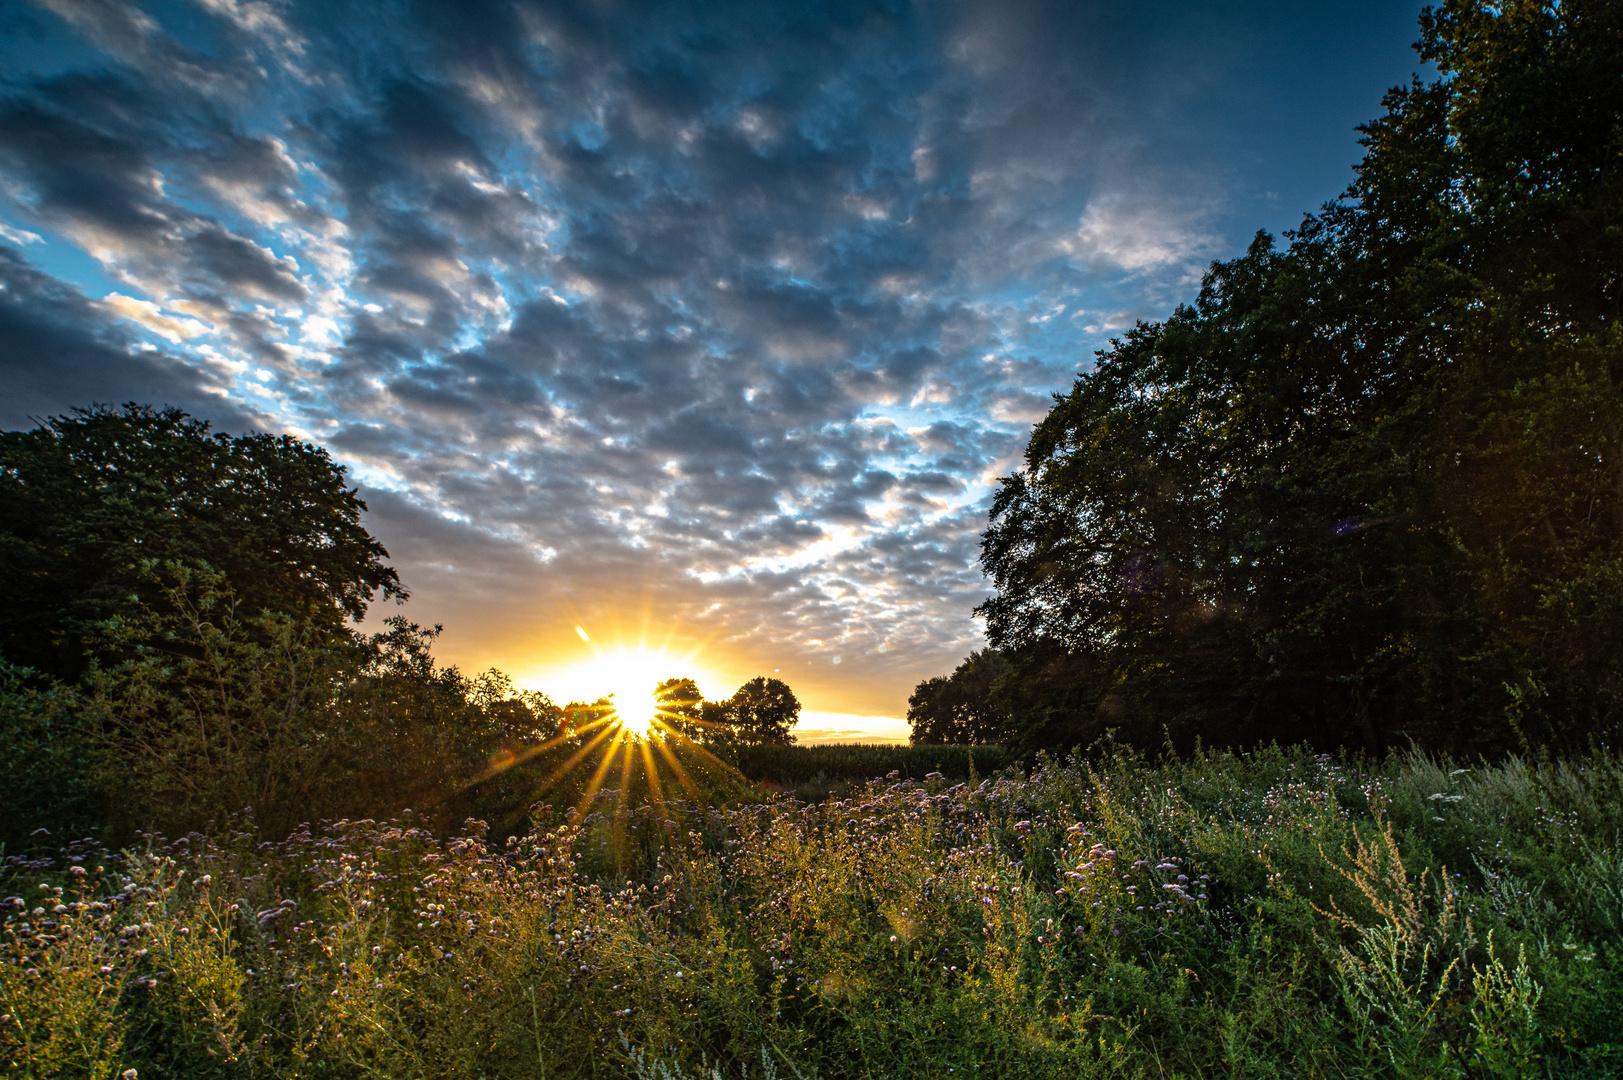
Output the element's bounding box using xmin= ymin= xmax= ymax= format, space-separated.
xmin=4 ymin=745 xmax=1623 ymax=1078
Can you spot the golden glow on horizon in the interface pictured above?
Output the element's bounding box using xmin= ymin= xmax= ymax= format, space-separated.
xmin=438 ymin=626 xmax=907 ymax=830
xmin=547 ymin=639 xmax=722 ymax=739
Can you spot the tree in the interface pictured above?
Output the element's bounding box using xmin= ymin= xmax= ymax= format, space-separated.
xmin=460 ymin=665 xmax=564 ymax=746
xmin=20 ymin=564 xmax=561 ymax=840
xmin=0 ymin=404 xmax=404 ymax=680
xmin=699 ymin=698 xmax=736 ymax=745
xmin=979 ymin=0 xmax=1623 ymax=755
xmin=563 ymin=697 xmax=617 ymax=736
xmin=0 ymin=660 xmax=100 ymax=847
xmin=654 ymin=677 xmax=705 ymax=740
xmin=723 ymin=677 xmax=801 ymax=746
xmin=907 ymin=650 xmax=1012 ymax=745
xmin=79 ymin=564 xmax=367 ymax=838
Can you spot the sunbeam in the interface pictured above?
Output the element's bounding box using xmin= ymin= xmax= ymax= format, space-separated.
xmin=574 ymin=728 xmax=630 ymax=816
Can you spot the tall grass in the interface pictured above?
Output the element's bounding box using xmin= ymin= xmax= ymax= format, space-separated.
xmin=6 ymin=745 xmax=1623 ymax=1078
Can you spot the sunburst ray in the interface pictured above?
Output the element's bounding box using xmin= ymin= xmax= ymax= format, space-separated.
xmin=574 ymin=727 xmax=632 ymax=816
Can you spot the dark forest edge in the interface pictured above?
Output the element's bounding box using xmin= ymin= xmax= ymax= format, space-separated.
xmin=911 ymin=0 xmax=1623 ymax=759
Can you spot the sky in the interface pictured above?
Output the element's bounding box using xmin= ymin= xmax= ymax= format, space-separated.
xmin=0 ymin=0 xmax=1427 ymax=741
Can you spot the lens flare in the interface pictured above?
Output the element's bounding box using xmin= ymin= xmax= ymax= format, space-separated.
xmin=548 ymin=644 xmax=720 ymax=740
xmin=610 ymin=681 xmax=658 ymax=736
xmin=481 ymin=638 xmax=752 ymax=818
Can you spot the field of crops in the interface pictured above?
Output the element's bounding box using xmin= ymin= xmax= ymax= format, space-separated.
xmin=726 ymin=743 xmax=1012 ymax=796
xmin=6 ymin=744 xmax=1623 ymax=1078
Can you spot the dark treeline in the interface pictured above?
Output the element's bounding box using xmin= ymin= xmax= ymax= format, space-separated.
xmin=914 ymin=1 xmax=1623 ymax=757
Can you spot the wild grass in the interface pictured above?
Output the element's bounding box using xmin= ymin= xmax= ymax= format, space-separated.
xmin=5 ymin=744 xmax=1623 ymax=1078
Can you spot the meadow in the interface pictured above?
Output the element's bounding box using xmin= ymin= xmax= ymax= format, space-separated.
xmin=6 ymin=743 xmax=1621 ymax=1079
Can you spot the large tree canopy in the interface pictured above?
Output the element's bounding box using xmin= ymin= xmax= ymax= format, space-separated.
xmin=723 ymin=677 xmax=802 ymax=746
xmin=0 ymin=404 xmax=404 ymax=679
xmin=979 ymin=0 xmax=1623 ymax=756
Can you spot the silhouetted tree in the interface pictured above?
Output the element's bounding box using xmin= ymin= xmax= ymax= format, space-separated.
xmin=907 ymin=650 xmax=1012 ymax=745
xmin=654 ymin=677 xmax=704 ymax=740
xmin=979 ymin=0 xmax=1623 ymax=756
xmin=0 ymin=404 xmax=403 ymax=680
xmin=699 ymin=699 xmax=735 ymax=745
xmin=723 ymin=677 xmax=801 ymax=745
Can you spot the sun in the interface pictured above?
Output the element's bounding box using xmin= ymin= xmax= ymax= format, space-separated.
xmin=609 ymin=680 xmax=658 ymax=737
xmin=547 ymin=643 xmax=718 ymax=740
xmin=487 ymin=635 xmax=748 ymax=819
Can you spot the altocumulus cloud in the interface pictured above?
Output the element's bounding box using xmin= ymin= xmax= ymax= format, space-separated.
xmin=0 ymin=0 xmax=1422 ymax=717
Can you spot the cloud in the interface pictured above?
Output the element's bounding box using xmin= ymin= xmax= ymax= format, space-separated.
xmin=0 ymin=245 xmax=259 ymax=430
xmin=0 ymin=221 xmax=43 ymax=246
xmin=1064 ymin=195 xmax=1223 ymax=273
xmin=99 ymin=292 xmax=211 ymax=341
xmin=0 ymin=0 xmax=1421 ymax=717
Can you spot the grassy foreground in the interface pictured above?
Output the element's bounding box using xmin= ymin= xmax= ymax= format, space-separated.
xmin=5 ymin=745 xmax=1623 ymax=1078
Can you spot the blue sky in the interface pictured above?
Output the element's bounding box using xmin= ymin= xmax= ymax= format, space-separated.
xmin=0 ymin=0 xmax=1426 ymax=737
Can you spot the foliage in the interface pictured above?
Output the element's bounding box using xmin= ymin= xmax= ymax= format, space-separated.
xmin=0 ymin=566 xmax=579 ymax=846
xmin=0 ymin=404 xmax=404 ymax=681
xmin=0 ymin=560 xmax=790 ymax=849
xmin=656 ymin=678 xmax=707 ymax=741
xmin=906 ymin=650 xmax=1012 ymax=745
xmin=715 ymin=677 xmax=803 ymax=746
xmin=9 ymin=747 xmax=1623 ymax=1078
xmin=976 ymin=0 xmax=1623 ymax=755
xmin=0 ymin=664 xmax=101 ymax=846
xmin=79 ymin=564 xmax=369 ymax=842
